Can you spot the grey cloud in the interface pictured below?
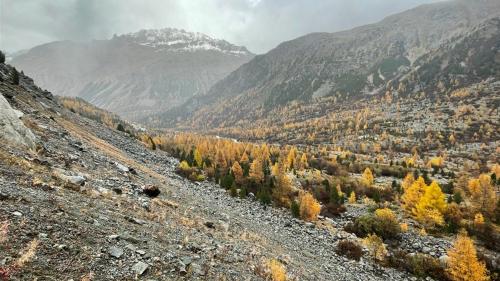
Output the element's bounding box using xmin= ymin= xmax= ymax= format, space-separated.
xmin=0 ymin=0 xmax=443 ymax=54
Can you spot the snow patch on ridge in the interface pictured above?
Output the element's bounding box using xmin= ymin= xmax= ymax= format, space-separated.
xmin=121 ymin=28 xmax=251 ymax=56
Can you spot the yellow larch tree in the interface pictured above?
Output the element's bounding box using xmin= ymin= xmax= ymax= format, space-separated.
xmin=298 ymin=191 xmax=321 ymax=221
xmin=271 ymin=162 xmax=280 ymax=177
xmin=473 ymin=213 xmax=485 ymax=227
xmin=362 ymin=168 xmax=374 ymax=186
xmin=232 ymin=161 xmax=244 ymax=185
xmin=194 ymin=148 xmax=203 ymax=167
xmin=249 ymin=159 xmax=264 ymax=184
xmin=401 ymin=176 xmax=427 ymax=213
xmin=414 ymin=181 xmax=447 ymax=228
xmin=299 ymin=153 xmax=308 ymax=170
xmin=401 ymin=173 xmax=415 ymax=191
xmin=468 ymin=174 xmax=497 ymax=218
xmin=348 ymin=192 xmax=356 ymax=204
xmin=273 ymin=167 xmax=293 ymax=207
xmin=286 ymin=147 xmax=297 ymax=170
xmin=240 ymin=151 xmax=249 ymax=164
xmin=446 ymin=231 xmax=489 ymax=281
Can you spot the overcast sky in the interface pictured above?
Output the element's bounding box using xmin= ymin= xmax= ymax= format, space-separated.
xmin=1 ymin=0 xmax=443 ymax=54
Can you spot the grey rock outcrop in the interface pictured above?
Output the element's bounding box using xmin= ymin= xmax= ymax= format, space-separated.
xmin=0 ymin=94 xmax=36 ymax=149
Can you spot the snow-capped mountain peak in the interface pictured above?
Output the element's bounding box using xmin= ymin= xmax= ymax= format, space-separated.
xmin=118 ymin=28 xmax=251 ymax=56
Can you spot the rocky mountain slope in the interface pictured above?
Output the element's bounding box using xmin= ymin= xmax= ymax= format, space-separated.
xmin=154 ymin=0 xmax=500 ymax=129
xmin=0 ymin=61 xmax=436 ymax=280
xmin=10 ymin=28 xmax=254 ymax=121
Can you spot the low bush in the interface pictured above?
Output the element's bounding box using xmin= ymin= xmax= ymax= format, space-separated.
xmin=467 ymin=221 xmax=500 ymax=251
xmin=176 ymin=161 xmax=205 ymax=182
xmin=344 ymin=208 xmax=400 ymax=240
xmin=387 ymin=250 xmax=447 ymax=280
xmin=336 ymin=240 xmax=363 ymax=261
xmin=267 ymin=259 xmax=287 ymax=281
xmin=320 ymin=202 xmax=346 ymax=217
xmin=176 ymin=161 xmax=195 ymax=177
xmin=364 ymin=186 xmax=394 ymax=202
xmin=363 ymin=234 xmax=387 ymax=262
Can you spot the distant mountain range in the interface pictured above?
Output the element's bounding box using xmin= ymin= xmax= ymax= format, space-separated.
xmin=150 ymin=0 xmax=500 ymax=129
xmin=10 ymin=28 xmax=254 ymax=121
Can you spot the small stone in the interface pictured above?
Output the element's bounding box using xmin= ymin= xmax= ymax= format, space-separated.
xmin=67 ymin=175 xmax=86 ymax=186
xmin=114 ymin=162 xmax=129 ymax=173
xmin=190 ymin=263 xmax=204 ymax=276
xmin=180 ymin=256 xmax=192 ymax=265
xmin=132 ymin=261 xmax=149 ymax=275
xmin=109 ymin=247 xmax=123 ymax=258
xmin=204 ymin=221 xmax=215 ymax=229
xmin=178 ymin=263 xmax=187 ymax=276
xmin=108 ymin=234 xmax=120 ymax=240
xmin=12 ymin=211 xmax=22 ymax=217
xmin=136 ymin=249 xmax=146 ymax=255
xmin=127 ymin=217 xmax=146 ymax=225
xmin=125 ymin=244 xmax=137 ymax=251
xmin=305 ymin=222 xmax=315 ymax=228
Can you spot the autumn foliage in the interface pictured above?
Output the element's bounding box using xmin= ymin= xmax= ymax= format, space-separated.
xmin=298 ymin=191 xmax=321 ymax=221
xmin=267 ymin=259 xmax=287 ymax=281
xmin=446 ymin=231 xmax=489 ymax=281
xmin=401 ymin=177 xmax=447 ymax=229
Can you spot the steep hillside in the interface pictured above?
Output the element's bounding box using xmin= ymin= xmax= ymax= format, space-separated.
xmin=154 ymin=0 xmax=500 ymax=129
xmin=10 ymin=28 xmax=254 ymax=121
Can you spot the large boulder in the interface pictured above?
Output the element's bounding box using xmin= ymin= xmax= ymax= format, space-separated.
xmin=0 ymin=94 xmax=36 ymax=149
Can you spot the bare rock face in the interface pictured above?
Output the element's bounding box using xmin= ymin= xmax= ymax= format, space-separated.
xmin=10 ymin=28 xmax=254 ymax=122
xmin=0 ymin=94 xmax=36 ymax=149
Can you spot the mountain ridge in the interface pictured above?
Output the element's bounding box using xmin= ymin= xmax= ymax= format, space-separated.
xmin=152 ymin=0 xmax=500 ymax=129
xmin=10 ymin=28 xmax=255 ymax=121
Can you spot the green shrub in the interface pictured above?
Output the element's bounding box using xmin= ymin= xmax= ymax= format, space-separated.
xmin=344 ymin=209 xmax=400 ymax=240
xmin=220 ymin=174 xmax=234 ymax=189
xmin=387 ymin=251 xmax=447 ymax=280
xmin=116 ymin=123 xmax=125 ymax=132
xmin=257 ymin=188 xmax=272 ymax=205
xmin=229 ymin=183 xmax=238 ymax=197
xmin=291 ymin=201 xmax=300 ymax=218
xmin=239 ymin=187 xmax=247 ymax=198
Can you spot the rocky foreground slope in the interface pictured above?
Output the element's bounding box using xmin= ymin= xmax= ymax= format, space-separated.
xmin=0 ymin=62 xmax=457 ymax=280
xmin=10 ymin=28 xmax=254 ymax=121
